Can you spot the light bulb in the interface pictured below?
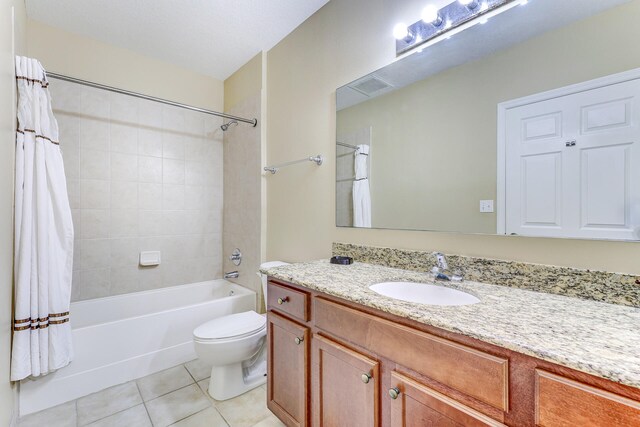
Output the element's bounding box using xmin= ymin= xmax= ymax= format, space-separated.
xmin=422 ymin=5 xmax=443 ymax=26
xmin=520 ymin=0 xmax=528 ymax=4
xmin=393 ymin=23 xmax=409 ymax=40
xmin=459 ymin=0 xmax=479 ymax=8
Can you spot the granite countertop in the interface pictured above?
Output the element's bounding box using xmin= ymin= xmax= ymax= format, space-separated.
xmin=262 ymin=260 xmax=640 ymax=390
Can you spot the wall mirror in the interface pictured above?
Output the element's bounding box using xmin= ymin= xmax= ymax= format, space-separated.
xmin=336 ymin=0 xmax=640 ymax=241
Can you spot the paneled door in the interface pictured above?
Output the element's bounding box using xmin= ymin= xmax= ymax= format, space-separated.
xmin=388 ymin=371 xmax=505 ymax=427
xmin=313 ymin=334 xmax=380 ymax=427
xmin=267 ymin=311 xmax=310 ymax=427
xmin=504 ymin=78 xmax=640 ymax=240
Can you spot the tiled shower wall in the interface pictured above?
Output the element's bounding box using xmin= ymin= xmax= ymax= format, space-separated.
xmin=222 ymin=93 xmax=262 ymax=309
xmin=49 ymin=80 xmax=223 ymax=301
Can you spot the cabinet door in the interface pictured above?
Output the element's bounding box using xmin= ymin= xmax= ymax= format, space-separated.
xmin=535 ymin=370 xmax=640 ymax=426
xmin=389 ymin=371 xmax=505 ymax=427
xmin=268 ymin=311 xmax=310 ymax=427
xmin=314 ymin=334 xmax=380 ymax=427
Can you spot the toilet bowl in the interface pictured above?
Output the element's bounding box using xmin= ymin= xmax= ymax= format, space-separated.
xmin=193 ymin=261 xmax=288 ymax=401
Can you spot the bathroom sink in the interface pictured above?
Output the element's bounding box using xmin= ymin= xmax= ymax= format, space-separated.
xmin=369 ymin=282 xmax=480 ymax=306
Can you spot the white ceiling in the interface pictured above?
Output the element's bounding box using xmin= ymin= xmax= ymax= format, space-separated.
xmin=25 ymin=0 xmax=330 ymax=80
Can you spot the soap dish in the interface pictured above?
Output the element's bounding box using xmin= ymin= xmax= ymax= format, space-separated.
xmin=330 ymin=256 xmax=353 ymax=265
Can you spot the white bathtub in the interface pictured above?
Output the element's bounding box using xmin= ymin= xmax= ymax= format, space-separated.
xmin=20 ymin=280 xmax=256 ymax=415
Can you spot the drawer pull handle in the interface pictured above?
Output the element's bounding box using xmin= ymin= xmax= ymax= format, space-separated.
xmin=389 ymin=387 xmax=400 ymax=400
xmin=295 ymin=336 xmax=304 ymax=345
xmin=361 ymin=373 xmax=372 ymax=384
xmin=277 ymin=297 xmax=289 ymax=305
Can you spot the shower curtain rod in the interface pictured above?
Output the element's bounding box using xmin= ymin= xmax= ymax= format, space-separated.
xmin=337 ymin=141 xmax=359 ymax=150
xmin=46 ymin=72 xmax=258 ymax=127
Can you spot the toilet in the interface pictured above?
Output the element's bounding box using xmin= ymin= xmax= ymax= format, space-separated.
xmin=193 ymin=261 xmax=288 ymax=401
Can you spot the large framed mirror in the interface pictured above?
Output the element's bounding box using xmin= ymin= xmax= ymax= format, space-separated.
xmin=336 ymin=0 xmax=640 ymax=241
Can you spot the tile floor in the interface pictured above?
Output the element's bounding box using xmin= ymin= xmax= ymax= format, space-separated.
xmin=19 ymin=359 xmax=285 ymax=427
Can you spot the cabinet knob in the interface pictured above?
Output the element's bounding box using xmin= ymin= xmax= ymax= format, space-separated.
xmin=389 ymin=387 xmax=400 ymax=400
xmin=361 ymin=373 xmax=372 ymax=384
xmin=277 ymin=297 xmax=289 ymax=305
xmin=294 ymin=336 xmax=304 ymax=345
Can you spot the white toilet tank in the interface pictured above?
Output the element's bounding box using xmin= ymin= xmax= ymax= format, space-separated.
xmin=258 ymin=261 xmax=289 ymax=303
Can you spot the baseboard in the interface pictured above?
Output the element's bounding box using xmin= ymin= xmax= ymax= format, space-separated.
xmin=9 ymin=384 xmax=19 ymax=427
xmin=19 ymin=341 xmax=196 ymax=416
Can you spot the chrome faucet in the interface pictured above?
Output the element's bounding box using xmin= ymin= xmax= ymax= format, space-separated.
xmin=224 ymin=271 xmax=239 ymax=279
xmin=431 ymin=252 xmax=463 ymax=282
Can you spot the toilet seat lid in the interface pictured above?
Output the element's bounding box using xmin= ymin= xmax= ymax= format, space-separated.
xmin=194 ymin=311 xmax=266 ymax=340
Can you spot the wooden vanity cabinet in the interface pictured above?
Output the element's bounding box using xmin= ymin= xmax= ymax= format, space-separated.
xmin=267 ymin=311 xmax=310 ymax=427
xmin=266 ymin=279 xmax=640 ymax=427
xmin=313 ymin=334 xmax=380 ymax=426
xmin=389 ymin=371 xmax=506 ymax=427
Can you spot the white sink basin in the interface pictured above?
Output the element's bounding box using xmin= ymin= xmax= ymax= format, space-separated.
xmin=369 ymin=282 xmax=480 ymax=306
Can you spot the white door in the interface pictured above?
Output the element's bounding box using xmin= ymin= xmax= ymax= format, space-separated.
xmin=505 ymin=79 xmax=640 ymax=240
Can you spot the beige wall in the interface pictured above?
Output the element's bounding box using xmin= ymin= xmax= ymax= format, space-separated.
xmin=224 ymin=52 xmax=262 ymax=112
xmin=27 ymin=20 xmax=223 ymax=111
xmin=267 ymin=0 xmax=640 ymax=275
xmin=2 ymin=1 xmax=26 ymax=423
xmin=336 ymin=2 xmax=640 ymax=235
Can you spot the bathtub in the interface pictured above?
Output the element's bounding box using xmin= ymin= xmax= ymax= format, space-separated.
xmin=20 ymin=280 xmax=256 ymax=415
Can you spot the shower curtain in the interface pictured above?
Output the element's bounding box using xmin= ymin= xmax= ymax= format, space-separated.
xmin=353 ymin=144 xmax=371 ymax=227
xmin=11 ymin=56 xmax=74 ymax=381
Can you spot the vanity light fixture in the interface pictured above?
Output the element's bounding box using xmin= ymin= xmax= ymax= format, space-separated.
xmin=459 ymin=0 xmax=480 ymax=10
xmin=394 ymin=0 xmax=520 ymax=56
xmin=422 ymin=5 xmax=444 ymax=27
xmin=393 ymin=23 xmax=411 ymax=41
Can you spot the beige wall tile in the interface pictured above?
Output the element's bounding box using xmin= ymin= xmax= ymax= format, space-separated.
xmin=138 ymin=156 xmax=163 ymax=183
xmin=163 ymin=158 xmax=185 ymax=184
xmin=138 ymin=129 xmax=163 ymax=157
xmin=57 ymin=85 xmax=223 ymax=301
xmin=80 ymin=239 xmax=111 ymax=270
xmin=110 ymin=123 xmax=138 ymax=154
xmin=111 ymin=181 xmax=138 ymax=210
xmin=81 ymin=148 xmax=110 ymax=180
xmin=138 ymin=183 xmax=162 ymax=210
xmin=80 ymin=179 xmax=110 ymax=209
xmin=110 ymin=152 xmax=138 ymax=182
xmin=81 ymin=209 xmax=110 ymax=239
xmin=162 ymin=132 xmax=185 ymax=160
xmin=79 ymin=119 xmax=110 ymax=151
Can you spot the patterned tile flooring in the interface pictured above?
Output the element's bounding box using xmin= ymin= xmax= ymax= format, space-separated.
xmin=19 ymin=360 xmax=284 ymax=427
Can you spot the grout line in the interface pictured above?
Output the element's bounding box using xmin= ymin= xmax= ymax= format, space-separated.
xmin=144 ymin=383 xmax=196 ymax=404
xmin=75 ymin=398 xmax=79 ymax=427
xmin=78 ymin=402 xmax=144 ymax=427
xmin=76 ymin=382 xmax=143 ymax=426
xmin=134 ymin=382 xmax=154 ymax=426
xmin=183 ymin=363 xmax=199 ymax=384
xmin=166 ymin=405 xmax=228 ymax=427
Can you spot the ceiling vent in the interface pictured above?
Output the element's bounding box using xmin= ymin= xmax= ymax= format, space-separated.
xmin=349 ymin=76 xmax=393 ymax=96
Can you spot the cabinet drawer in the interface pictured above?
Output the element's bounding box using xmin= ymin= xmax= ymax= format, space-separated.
xmin=390 ymin=371 xmax=506 ymax=427
xmin=535 ymin=370 xmax=640 ymax=426
xmin=268 ymin=281 xmax=310 ymax=321
xmin=315 ymin=297 xmax=509 ymax=412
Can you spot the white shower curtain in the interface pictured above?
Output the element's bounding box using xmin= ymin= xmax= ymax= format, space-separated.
xmin=11 ymin=57 xmax=74 ymax=381
xmin=352 ymin=144 xmax=371 ymax=228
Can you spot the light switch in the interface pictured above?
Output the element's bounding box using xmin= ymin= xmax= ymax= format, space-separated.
xmin=480 ymin=200 xmax=494 ymax=213
xmin=140 ymin=251 xmax=161 ymax=266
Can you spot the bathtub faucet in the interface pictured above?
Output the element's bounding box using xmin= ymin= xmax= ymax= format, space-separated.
xmin=224 ymin=271 xmax=239 ymax=279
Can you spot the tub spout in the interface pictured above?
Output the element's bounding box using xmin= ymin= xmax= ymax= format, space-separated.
xmin=224 ymin=271 xmax=239 ymax=279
